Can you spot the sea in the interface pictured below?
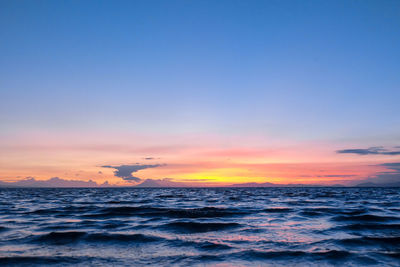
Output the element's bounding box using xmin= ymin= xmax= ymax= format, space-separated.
xmin=0 ymin=187 xmax=399 ymax=266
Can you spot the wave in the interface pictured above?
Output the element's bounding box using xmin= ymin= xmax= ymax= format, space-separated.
xmin=0 ymin=256 xmax=91 ymax=265
xmin=33 ymin=231 xmax=86 ymax=244
xmin=171 ymin=239 xmax=233 ymax=251
xmin=160 ymin=221 xmax=241 ymax=233
xmin=300 ymin=207 xmax=368 ymax=216
xmin=332 ymin=214 xmax=400 ymax=222
xmin=231 ymin=249 xmax=378 ymax=265
xmin=31 ymin=231 xmax=162 ymax=245
xmin=333 ymin=223 xmax=400 ymax=232
xmin=377 ymin=252 xmax=400 ymax=260
xmin=263 ymin=208 xmax=292 ymax=213
xmin=336 ymin=236 xmax=400 ymax=248
xmin=2 ymin=187 xmax=400 ymax=266
xmin=28 ymin=206 xmax=97 ymax=216
xmin=234 ymin=250 xmax=308 ymax=260
xmin=83 ymin=206 xmax=249 ymax=218
xmin=85 ymin=233 xmax=162 ymax=243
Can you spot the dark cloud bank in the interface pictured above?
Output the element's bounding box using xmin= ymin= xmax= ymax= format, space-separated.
xmin=101 ymin=164 xmax=162 ymax=182
xmin=337 ymin=146 xmax=400 ymax=156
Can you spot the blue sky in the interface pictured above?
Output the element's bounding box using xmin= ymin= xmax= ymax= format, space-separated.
xmin=2 ymin=0 xmax=400 ymax=142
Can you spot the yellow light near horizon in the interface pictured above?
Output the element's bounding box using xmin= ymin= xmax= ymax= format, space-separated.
xmin=180 ymin=168 xmax=285 ymax=184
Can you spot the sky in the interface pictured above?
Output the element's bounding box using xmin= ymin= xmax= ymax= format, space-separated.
xmin=1 ymin=0 xmax=400 ymax=186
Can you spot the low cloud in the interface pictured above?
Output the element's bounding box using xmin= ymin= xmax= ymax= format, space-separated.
xmin=101 ymin=164 xmax=162 ymax=182
xmin=355 ymin=162 xmax=400 ymax=185
xmin=337 ymin=146 xmax=400 ymax=156
xmin=379 ymin=162 xmax=400 ymax=171
xmin=180 ymin=178 xmax=216 ymax=181
xmin=317 ymin=174 xmax=357 ymax=178
xmin=0 ymin=177 xmax=98 ymax=187
xmin=299 ymin=174 xmax=356 ymax=178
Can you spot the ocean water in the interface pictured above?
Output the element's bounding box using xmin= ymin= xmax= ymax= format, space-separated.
xmin=0 ymin=188 xmax=399 ymax=266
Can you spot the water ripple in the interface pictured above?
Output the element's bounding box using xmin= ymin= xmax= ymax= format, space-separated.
xmin=0 ymin=187 xmax=399 ymax=266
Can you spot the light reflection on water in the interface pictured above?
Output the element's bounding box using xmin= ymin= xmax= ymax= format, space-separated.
xmin=0 ymin=187 xmax=399 ymax=266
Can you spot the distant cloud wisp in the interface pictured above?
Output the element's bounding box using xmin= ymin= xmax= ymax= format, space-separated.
xmin=379 ymin=162 xmax=400 ymax=171
xmin=101 ymin=164 xmax=162 ymax=182
xmin=355 ymin=162 xmax=400 ymax=185
xmin=337 ymin=146 xmax=400 ymax=156
xmin=0 ymin=177 xmax=99 ymax=187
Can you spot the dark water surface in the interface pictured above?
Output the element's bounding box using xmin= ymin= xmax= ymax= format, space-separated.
xmin=0 ymin=187 xmax=399 ymax=266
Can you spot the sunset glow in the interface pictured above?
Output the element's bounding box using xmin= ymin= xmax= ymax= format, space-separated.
xmin=0 ymin=129 xmax=397 ymax=186
xmin=1 ymin=0 xmax=399 ymax=188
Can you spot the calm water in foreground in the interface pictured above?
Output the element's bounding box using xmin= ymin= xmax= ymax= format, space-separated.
xmin=0 ymin=187 xmax=399 ymax=266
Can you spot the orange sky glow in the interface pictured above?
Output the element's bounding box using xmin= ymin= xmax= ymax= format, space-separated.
xmin=1 ymin=130 xmax=398 ymax=186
